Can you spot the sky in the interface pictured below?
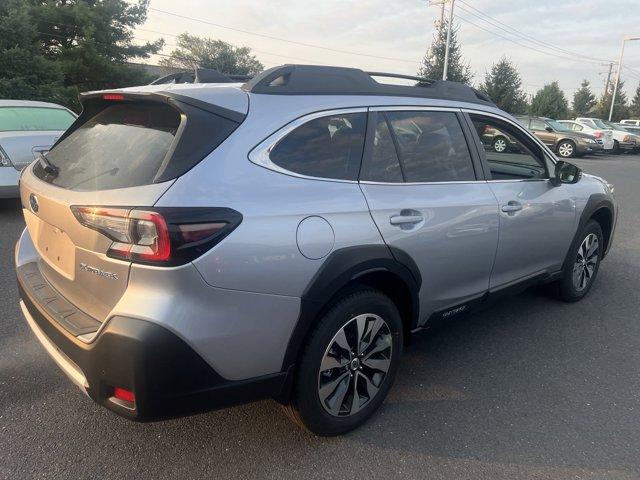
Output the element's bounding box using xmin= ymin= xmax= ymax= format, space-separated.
xmin=135 ymin=0 xmax=640 ymax=100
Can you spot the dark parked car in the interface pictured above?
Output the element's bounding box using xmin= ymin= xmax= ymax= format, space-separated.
xmin=515 ymin=116 xmax=602 ymax=158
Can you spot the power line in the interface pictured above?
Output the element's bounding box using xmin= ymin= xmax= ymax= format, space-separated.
xmin=456 ymin=0 xmax=609 ymax=64
xmin=148 ymin=7 xmax=419 ymax=64
xmin=454 ymin=13 xmax=596 ymax=65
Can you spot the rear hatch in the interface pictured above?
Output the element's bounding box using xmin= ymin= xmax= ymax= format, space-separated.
xmin=20 ymin=89 xmax=246 ymax=323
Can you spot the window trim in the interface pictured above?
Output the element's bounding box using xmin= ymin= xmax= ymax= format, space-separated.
xmin=248 ymin=107 xmax=368 ymax=183
xmin=360 ymin=106 xmax=483 ymax=185
xmin=461 ymin=109 xmax=556 ymax=183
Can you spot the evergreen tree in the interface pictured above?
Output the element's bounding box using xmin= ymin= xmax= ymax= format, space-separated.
xmin=479 ymin=57 xmax=527 ymax=114
xmin=529 ymin=81 xmax=568 ymax=119
xmin=0 ymin=0 xmax=162 ymax=111
xmin=418 ymin=21 xmax=472 ymax=84
xmin=0 ymin=0 xmax=70 ymax=105
xmin=159 ymin=33 xmax=263 ymax=75
xmin=572 ymin=80 xmax=596 ymax=116
xmin=627 ymin=83 xmax=640 ymax=118
xmin=594 ymin=79 xmax=629 ymax=121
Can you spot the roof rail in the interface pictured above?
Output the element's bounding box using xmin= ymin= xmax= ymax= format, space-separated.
xmin=242 ymin=64 xmax=494 ymax=106
xmin=149 ymin=67 xmax=253 ymax=85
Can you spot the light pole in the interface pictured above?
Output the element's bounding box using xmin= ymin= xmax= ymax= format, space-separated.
xmin=609 ymin=36 xmax=640 ymax=121
xmin=442 ymin=0 xmax=455 ymax=80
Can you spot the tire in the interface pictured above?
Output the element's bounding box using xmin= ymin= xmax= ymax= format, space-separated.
xmin=557 ymin=140 xmax=576 ymax=158
xmin=283 ymin=289 xmax=403 ymax=436
xmin=492 ymin=136 xmax=508 ymax=153
xmin=556 ymin=220 xmax=604 ymax=302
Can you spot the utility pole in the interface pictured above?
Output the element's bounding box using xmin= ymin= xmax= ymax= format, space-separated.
xmin=442 ymin=0 xmax=455 ymax=81
xmin=609 ymin=36 xmax=640 ymax=121
xmin=604 ymin=62 xmax=613 ymax=94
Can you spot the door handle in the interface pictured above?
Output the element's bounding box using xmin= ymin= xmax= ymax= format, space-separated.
xmin=390 ymin=214 xmax=424 ymax=225
xmin=501 ymin=201 xmax=523 ymax=213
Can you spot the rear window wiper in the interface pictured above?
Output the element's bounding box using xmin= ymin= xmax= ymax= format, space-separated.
xmin=38 ymin=153 xmax=59 ymax=177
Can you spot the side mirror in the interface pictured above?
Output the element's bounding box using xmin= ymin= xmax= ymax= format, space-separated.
xmin=551 ymin=161 xmax=582 ymax=186
xmin=545 ymin=126 xmax=553 ymax=133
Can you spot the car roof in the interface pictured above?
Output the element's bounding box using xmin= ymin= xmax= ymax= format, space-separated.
xmin=0 ymin=100 xmax=71 ymax=109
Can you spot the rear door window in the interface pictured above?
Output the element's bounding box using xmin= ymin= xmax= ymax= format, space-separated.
xmin=0 ymin=107 xmax=76 ymax=132
xmin=382 ymin=111 xmax=475 ymax=183
xmin=529 ymin=118 xmax=547 ymax=131
xmin=269 ymin=112 xmax=366 ymax=181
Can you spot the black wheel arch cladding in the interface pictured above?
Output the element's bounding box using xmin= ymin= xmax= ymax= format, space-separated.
xmin=280 ymin=244 xmax=421 ymax=373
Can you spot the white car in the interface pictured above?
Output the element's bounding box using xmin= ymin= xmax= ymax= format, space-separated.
xmin=575 ymin=117 xmax=634 ymax=153
xmin=620 ymin=119 xmax=640 ymax=127
xmin=0 ymin=100 xmax=76 ymax=198
xmin=559 ymin=119 xmax=614 ymax=151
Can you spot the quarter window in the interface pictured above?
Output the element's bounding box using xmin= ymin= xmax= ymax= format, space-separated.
xmin=370 ymin=111 xmax=475 ymax=183
xmin=270 ymin=112 xmax=366 ymax=181
xmin=470 ymin=114 xmax=548 ymax=180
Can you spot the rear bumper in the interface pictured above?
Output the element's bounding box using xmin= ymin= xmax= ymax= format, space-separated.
xmin=576 ymin=142 xmax=602 ymax=154
xmin=0 ymin=167 xmax=20 ymax=198
xmin=17 ymin=269 xmax=290 ymax=421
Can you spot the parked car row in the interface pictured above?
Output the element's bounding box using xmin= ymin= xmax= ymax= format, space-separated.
xmin=480 ymin=114 xmax=640 ymax=158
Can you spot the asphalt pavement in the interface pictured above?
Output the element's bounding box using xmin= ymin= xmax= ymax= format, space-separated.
xmin=1 ymin=154 xmax=640 ymax=480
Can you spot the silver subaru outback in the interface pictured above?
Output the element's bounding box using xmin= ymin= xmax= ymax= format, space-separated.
xmin=15 ymin=65 xmax=617 ymax=436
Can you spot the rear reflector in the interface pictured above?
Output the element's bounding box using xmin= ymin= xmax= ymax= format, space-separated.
xmin=113 ymin=387 xmax=135 ymax=403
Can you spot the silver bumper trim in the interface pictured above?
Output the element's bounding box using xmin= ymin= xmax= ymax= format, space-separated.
xmin=20 ymin=300 xmax=90 ymax=392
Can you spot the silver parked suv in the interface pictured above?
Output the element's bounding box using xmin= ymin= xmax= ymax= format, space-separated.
xmin=15 ymin=65 xmax=618 ymax=436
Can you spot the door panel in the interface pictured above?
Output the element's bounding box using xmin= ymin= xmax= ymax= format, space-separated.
xmin=487 ymin=180 xmax=576 ymax=288
xmin=465 ymin=112 xmax=577 ymax=288
xmin=361 ymin=183 xmax=499 ymax=322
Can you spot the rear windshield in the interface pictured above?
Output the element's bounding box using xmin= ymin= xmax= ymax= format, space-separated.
xmin=34 ymin=103 xmax=181 ymax=191
xmin=0 ymin=107 xmax=76 ymax=132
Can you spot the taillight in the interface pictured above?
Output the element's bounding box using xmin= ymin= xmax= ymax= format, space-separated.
xmin=71 ymin=206 xmax=242 ymax=265
xmin=593 ymin=131 xmax=603 ymax=138
xmin=102 ymin=93 xmax=125 ymax=101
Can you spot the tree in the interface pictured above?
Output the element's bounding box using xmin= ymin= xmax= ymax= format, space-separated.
xmin=529 ymin=81 xmax=568 ymax=119
xmin=0 ymin=0 xmax=162 ymax=111
xmin=593 ymin=79 xmax=629 ymax=121
xmin=630 ymin=83 xmax=640 ymax=118
xmin=34 ymin=0 xmax=163 ymax=110
xmin=479 ymin=57 xmax=527 ymax=114
xmin=418 ymin=21 xmax=473 ymax=84
xmin=572 ymin=80 xmax=596 ymax=116
xmin=159 ymin=34 xmax=264 ymax=75
xmin=0 ymin=0 xmax=70 ymax=105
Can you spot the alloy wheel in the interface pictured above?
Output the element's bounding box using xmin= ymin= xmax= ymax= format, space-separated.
xmin=317 ymin=313 xmax=392 ymax=417
xmin=558 ymin=142 xmax=574 ymax=157
xmin=573 ymin=233 xmax=599 ymax=291
xmin=493 ymin=138 xmax=507 ymax=152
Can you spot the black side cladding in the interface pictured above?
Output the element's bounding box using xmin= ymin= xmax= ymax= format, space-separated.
xmin=280 ymin=245 xmax=421 ymax=374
